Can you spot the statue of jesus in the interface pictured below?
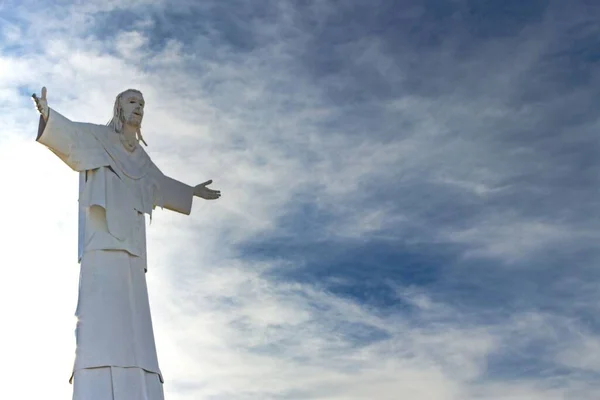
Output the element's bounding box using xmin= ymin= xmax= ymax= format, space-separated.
xmin=32 ymin=87 xmax=221 ymax=400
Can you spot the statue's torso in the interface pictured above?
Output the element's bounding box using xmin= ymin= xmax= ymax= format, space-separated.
xmin=77 ymin=124 xmax=160 ymax=260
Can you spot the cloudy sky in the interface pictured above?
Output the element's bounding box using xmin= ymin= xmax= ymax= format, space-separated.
xmin=1 ymin=0 xmax=599 ymax=399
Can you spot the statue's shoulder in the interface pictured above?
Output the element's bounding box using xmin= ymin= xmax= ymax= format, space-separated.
xmin=72 ymin=123 xmax=112 ymax=150
xmin=63 ymin=122 xmax=113 ymax=171
xmin=77 ymin=121 xmax=112 ymax=135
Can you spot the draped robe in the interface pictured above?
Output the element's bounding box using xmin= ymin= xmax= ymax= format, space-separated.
xmin=36 ymin=109 xmax=195 ymax=400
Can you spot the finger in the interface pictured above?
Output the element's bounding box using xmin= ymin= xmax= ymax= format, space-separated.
xmin=32 ymin=98 xmax=42 ymax=112
xmin=200 ymin=179 xmax=213 ymax=186
xmin=41 ymin=86 xmax=47 ymax=100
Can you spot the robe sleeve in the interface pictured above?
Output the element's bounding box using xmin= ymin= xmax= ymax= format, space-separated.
xmin=36 ymin=108 xmax=110 ymax=172
xmin=155 ymin=174 xmax=195 ymax=215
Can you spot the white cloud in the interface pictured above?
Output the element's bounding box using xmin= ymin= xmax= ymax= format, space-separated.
xmin=556 ymin=329 xmax=600 ymax=373
xmin=443 ymin=217 xmax=599 ymax=263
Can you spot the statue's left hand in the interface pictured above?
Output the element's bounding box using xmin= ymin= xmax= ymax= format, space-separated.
xmin=194 ymin=180 xmax=221 ymax=200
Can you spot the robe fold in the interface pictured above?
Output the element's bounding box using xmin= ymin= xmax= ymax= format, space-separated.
xmin=36 ymin=109 xmax=195 ymax=399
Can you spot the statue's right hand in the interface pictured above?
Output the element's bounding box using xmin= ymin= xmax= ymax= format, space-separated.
xmin=32 ymin=86 xmax=49 ymax=121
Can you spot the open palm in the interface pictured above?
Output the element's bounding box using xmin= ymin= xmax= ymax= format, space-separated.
xmin=194 ymin=180 xmax=221 ymax=200
xmin=32 ymin=86 xmax=49 ymax=121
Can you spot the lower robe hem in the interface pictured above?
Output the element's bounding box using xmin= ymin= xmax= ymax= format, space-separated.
xmin=70 ymin=366 xmax=165 ymax=384
xmin=72 ymin=366 xmax=165 ymax=400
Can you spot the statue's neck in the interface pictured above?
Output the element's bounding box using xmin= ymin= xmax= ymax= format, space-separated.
xmin=121 ymin=125 xmax=138 ymax=152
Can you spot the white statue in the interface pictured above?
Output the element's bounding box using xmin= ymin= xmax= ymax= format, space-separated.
xmin=32 ymin=87 xmax=221 ymax=400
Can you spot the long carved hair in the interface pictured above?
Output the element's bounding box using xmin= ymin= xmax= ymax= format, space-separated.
xmin=107 ymin=89 xmax=148 ymax=146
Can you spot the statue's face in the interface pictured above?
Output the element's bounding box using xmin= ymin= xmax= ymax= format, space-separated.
xmin=120 ymin=91 xmax=145 ymax=127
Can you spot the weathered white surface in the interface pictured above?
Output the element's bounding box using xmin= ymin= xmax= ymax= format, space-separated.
xmin=33 ymin=88 xmax=220 ymax=399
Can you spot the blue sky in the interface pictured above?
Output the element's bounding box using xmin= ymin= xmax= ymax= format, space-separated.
xmin=1 ymin=0 xmax=599 ymax=399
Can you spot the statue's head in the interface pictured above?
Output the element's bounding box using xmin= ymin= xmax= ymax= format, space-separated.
xmin=107 ymin=89 xmax=147 ymax=146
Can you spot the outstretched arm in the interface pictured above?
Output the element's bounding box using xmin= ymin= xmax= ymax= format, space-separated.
xmin=156 ymin=175 xmax=221 ymax=215
xmin=157 ymin=175 xmax=194 ymax=215
xmin=32 ymin=86 xmax=110 ymax=172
